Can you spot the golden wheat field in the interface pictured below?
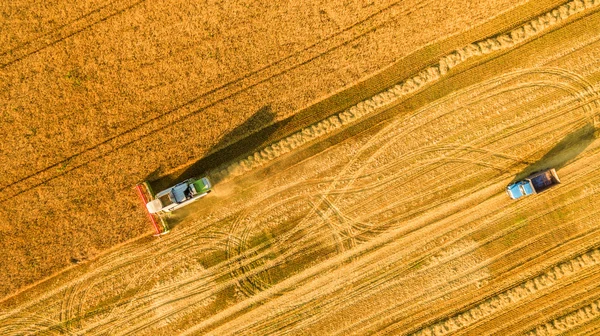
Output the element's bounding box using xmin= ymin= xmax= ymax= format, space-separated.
xmin=2 ymin=0 xmax=600 ymax=334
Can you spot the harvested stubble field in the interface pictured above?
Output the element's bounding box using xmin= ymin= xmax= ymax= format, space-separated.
xmin=2 ymin=0 xmax=600 ymax=335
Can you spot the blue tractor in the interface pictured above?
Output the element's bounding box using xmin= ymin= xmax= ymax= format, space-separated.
xmin=507 ymin=168 xmax=561 ymax=200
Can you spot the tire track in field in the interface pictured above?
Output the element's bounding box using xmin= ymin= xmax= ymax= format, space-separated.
xmin=220 ymin=174 xmax=384 ymax=298
xmin=224 ymin=195 xmax=314 ymax=298
xmin=0 ymin=313 xmax=73 ymax=336
xmin=0 ymin=0 xmax=147 ymax=68
xmin=211 ymin=176 xmax=600 ymax=336
xmin=110 ymin=185 xmax=412 ymax=334
xmin=61 ymin=245 xmax=221 ymax=334
xmin=2 ymin=219 xmax=274 ymax=332
xmin=223 ymin=148 xmax=472 ymax=300
xmin=60 ymin=256 xmax=160 ymax=331
xmin=368 ymin=182 xmax=600 ymax=335
xmin=1 ymin=215 xmax=245 ymax=326
xmin=223 ymin=210 xmax=338 ymax=299
xmin=310 ymin=195 xmax=362 ymax=251
xmin=220 ymin=154 xmax=491 ymax=300
xmin=72 ymin=215 xmax=341 ymax=334
xmin=0 ymin=240 xmax=166 ymax=323
xmin=0 ymin=0 xmax=427 ymax=199
xmin=236 ymin=153 xmax=600 ymax=336
xmin=224 ymin=199 xmax=317 ymax=297
xmin=61 ymin=278 xmax=86 ymax=330
xmin=195 ymin=65 xmax=596 ymax=330
xmin=97 ymin=249 xmax=219 ymax=336
xmin=227 ymin=229 xmax=277 ymax=297
xmin=214 ymin=71 xmax=600 ymax=334
xmin=84 ymin=233 xmax=332 ymax=335
xmin=342 ymin=152 xmax=600 ymax=335
xmin=224 ymin=156 xmax=509 ymax=304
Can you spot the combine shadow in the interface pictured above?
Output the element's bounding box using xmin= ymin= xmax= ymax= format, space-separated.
xmin=153 ymin=105 xmax=289 ymax=191
xmin=511 ymin=123 xmax=597 ymax=183
xmin=142 ymin=167 xmax=162 ymax=184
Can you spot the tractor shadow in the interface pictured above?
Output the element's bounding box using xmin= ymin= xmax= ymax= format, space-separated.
xmin=511 ymin=123 xmax=597 ymax=183
xmin=152 ymin=105 xmax=289 ymax=192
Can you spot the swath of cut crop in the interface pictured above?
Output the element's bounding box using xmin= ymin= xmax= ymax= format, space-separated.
xmin=409 ymin=249 xmax=600 ymax=336
xmin=526 ymin=298 xmax=600 ymax=335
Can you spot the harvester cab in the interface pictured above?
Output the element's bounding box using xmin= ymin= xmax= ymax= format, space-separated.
xmin=135 ymin=177 xmax=212 ymax=236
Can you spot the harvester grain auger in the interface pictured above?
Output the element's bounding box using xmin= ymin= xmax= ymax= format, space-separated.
xmin=135 ymin=177 xmax=212 ymax=236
